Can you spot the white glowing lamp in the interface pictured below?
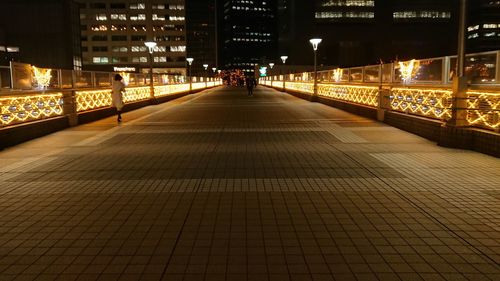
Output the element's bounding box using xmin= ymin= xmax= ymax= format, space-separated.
xmin=144 ymin=41 xmax=157 ymax=54
xmin=186 ymin=58 xmax=194 ymax=65
xmin=309 ymin=38 xmax=322 ymax=51
xmin=269 ymin=63 xmax=275 ymax=69
xmin=212 ymin=67 xmax=216 ymax=72
xmin=203 ymin=64 xmax=209 ymax=70
xmin=280 ymin=56 xmax=288 ymax=64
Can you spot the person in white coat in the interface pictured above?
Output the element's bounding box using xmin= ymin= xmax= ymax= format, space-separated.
xmin=112 ymin=74 xmax=126 ymax=122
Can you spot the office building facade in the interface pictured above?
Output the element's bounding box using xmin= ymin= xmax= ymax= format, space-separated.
xmin=0 ymin=0 xmax=81 ymax=69
xmin=220 ymin=0 xmax=278 ymax=73
xmin=186 ymin=0 xmax=218 ymax=76
xmin=77 ymin=0 xmax=186 ymax=74
xmin=278 ymin=0 xmax=459 ymax=67
xmin=467 ymin=0 xmax=500 ymax=53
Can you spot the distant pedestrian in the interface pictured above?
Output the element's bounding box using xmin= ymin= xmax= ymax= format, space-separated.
xmin=112 ymin=74 xmax=126 ymax=122
xmin=245 ymin=77 xmax=255 ymax=96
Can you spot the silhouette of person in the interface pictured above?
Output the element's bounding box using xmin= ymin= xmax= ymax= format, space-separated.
xmin=245 ymin=77 xmax=255 ymax=96
xmin=112 ymin=74 xmax=126 ymax=122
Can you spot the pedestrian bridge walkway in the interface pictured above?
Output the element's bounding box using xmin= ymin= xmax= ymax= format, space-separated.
xmin=0 ymin=86 xmax=499 ymax=281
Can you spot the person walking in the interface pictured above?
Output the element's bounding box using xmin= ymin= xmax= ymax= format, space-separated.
xmin=112 ymin=74 xmax=126 ymax=122
xmin=245 ymin=76 xmax=255 ymax=96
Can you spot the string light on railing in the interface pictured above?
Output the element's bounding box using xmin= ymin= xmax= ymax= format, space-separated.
xmin=32 ymin=66 xmax=52 ymax=90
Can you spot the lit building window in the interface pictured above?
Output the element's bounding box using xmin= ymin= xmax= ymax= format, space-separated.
xmin=93 ymin=57 xmax=109 ymax=64
xmin=315 ymin=11 xmax=374 ymax=19
xmin=468 ymin=25 xmax=480 ymax=32
xmin=111 ymin=25 xmax=127 ymax=31
xmin=131 ymin=46 xmax=147 ymax=52
xmin=169 ymin=4 xmax=184 ymax=10
xmin=130 ymin=14 xmax=146 ymax=21
xmin=169 ymin=16 xmax=185 ymax=21
xmin=153 ymin=4 xmax=166 ymax=9
xmin=112 ymin=46 xmax=128 ymax=52
xmin=170 ymin=46 xmax=186 ymax=52
xmin=91 ymin=25 xmax=108 ymax=31
xmin=110 ymin=14 xmax=127 ymax=20
xmin=483 ymin=24 xmax=498 ymax=29
xmin=131 ymin=25 xmax=147 ymax=31
xmin=95 ymin=14 xmax=107 ymax=21
xmin=152 ymin=14 xmax=166 ymax=21
xmin=132 ymin=57 xmax=147 ymax=63
xmin=130 ymin=3 xmax=146 ymax=9
xmin=468 ymin=33 xmax=479 ymax=39
xmin=154 ymin=56 xmax=167 ymax=62
xmin=393 ymin=11 xmax=451 ymax=19
xmin=154 ymin=46 xmax=167 ymax=52
xmin=320 ymin=0 xmax=374 ymax=7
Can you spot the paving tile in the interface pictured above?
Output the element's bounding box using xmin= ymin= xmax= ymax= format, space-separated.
xmin=0 ymin=87 xmax=498 ymax=281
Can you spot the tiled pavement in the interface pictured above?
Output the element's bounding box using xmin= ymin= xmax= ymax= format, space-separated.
xmin=0 ymin=86 xmax=499 ymax=281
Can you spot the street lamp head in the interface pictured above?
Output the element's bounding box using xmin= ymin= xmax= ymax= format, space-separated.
xmin=269 ymin=63 xmax=275 ymax=69
xmin=186 ymin=57 xmax=194 ymax=65
xmin=144 ymin=41 xmax=157 ymax=54
xmin=212 ymin=67 xmax=217 ymax=72
xmin=309 ymin=38 xmax=322 ymax=51
xmin=203 ymin=64 xmax=209 ymax=70
xmin=280 ymin=56 xmax=288 ymax=64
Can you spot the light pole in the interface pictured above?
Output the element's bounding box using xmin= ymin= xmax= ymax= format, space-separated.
xmin=203 ymin=64 xmax=209 ymax=87
xmin=269 ymin=63 xmax=274 ymax=86
xmin=280 ymin=56 xmax=288 ymax=91
xmin=186 ymin=57 xmax=194 ymax=92
xmin=309 ymin=38 xmax=322 ymax=100
xmin=144 ymin=41 xmax=157 ymax=100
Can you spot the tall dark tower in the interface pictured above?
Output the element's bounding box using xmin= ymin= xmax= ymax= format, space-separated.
xmin=186 ymin=0 xmax=217 ymax=76
xmin=467 ymin=0 xmax=500 ymax=53
xmin=221 ymin=0 xmax=278 ymax=74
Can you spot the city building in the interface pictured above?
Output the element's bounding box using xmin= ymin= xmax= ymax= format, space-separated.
xmin=220 ymin=0 xmax=278 ymax=74
xmin=0 ymin=0 xmax=81 ymax=70
xmin=76 ymin=0 xmax=187 ymax=74
xmin=277 ymin=0 xmax=459 ymax=68
xmin=467 ymin=0 xmax=500 ymax=53
xmin=186 ymin=0 xmax=218 ymax=76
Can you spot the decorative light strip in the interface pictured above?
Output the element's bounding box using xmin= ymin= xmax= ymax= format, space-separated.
xmin=154 ymin=84 xmax=191 ymax=98
xmin=75 ymin=86 xmax=150 ymax=112
xmin=192 ymin=82 xmax=207 ymax=90
xmin=466 ymin=90 xmax=500 ymax=129
xmin=271 ymin=81 xmax=284 ymax=88
xmin=1 ymin=93 xmax=64 ymax=126
xmin=318 ymin=84 xmax=379 ymax=107
xmin=390 ymin=87 xmax=452 ymax=120
xmin=284 ymin=81 xmax=314 ymax=94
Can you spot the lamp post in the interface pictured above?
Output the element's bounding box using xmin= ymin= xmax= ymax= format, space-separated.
xmin=269 ymin=63 xmax=274 ymax=86
xmin=186 ymin=57 xmax=194 ymax=92
xmin=309 ymin=38 xmax=322 ymax=100
xmin=203 ymin=64 xmax=209 ymax=87
xmin=280 ymin=56 xmax=288 ymax=91
xmin=144 ymin=41 xmax=157 ymax=100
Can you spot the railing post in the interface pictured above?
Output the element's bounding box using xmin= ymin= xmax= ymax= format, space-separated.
xmin=63 ymin=90 xmax=78 ymax=126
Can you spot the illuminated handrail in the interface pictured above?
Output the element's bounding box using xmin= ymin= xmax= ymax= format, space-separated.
xmin=390 ymin=87 xmax=453 ymax=120
xmin=0 ymin=93 xmax=64 ymax=127
xmin=318 ymin=84 xmax=379 ymax=107
xmin=75 ymin=86 xmax=151 ymax=112
xmin=466 ymin=90 xmax=500 ymax=130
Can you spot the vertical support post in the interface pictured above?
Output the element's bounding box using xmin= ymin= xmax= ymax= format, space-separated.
xmin=313 ymin=50 xmax=318 ymax=101
xmin=63 ymin=91 xmax=78 ymax=126
xmin=447 ymin=0 xmax=468 ymax=127
xmin=149 ymin=52 xmax=155 ymax=101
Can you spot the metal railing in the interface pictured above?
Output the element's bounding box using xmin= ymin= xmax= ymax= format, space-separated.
xmin=263 ymin=50 xmax=500 ymax=131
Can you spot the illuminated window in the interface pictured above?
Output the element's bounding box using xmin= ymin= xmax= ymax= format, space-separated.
xmin=153 ymin=4 xmax=166 ymax=9
xmin=152 ymin=14 xmax=166 ymax=21
xmin=110 ymin=14 xmax=127 ymax=20
xmin=112 ymin=57 xmax=128 ymax=63
xmin=315 ymin=11 xmax=373 ymax=19
xmin=112 ymin=46 xmax=128 ymax=52
xmin=7 ymin=47 xmax=20 ymax=53
xmin=93 ymin=57 xmax=109 ymax=64
xmin=95 ymin=14 xmax=107 ymax=21
xmin=169 ymin=4 xmax=184 ymax=10
xmin=320 ymin=0 xmax=374 ymax=7
xmin=131 ymin=25 xmax=147 ymax=31
xmin=91 ymin=25 xmax=108 ymax=31
xmin=131 ymin=46 xmax=147 ymax=52
xmin=483 ymin=24 xmax=498 ymax=29
xmin=130 ymin=14 xmax=146 ymax=21
xmin=132 ymin=57 xmax=148 ymax=63
xmin=393 ymin=11 xmax=451 ymax=20
xmin=130 ymin=3 xmax=146 ymax=9
xmin=154 ymin=46 xmax=167 ymax=52
xmin=111 ymin=25 xmax=127 ymax=31
xmin=468 ymin=25 xmax=480 ymax=32
xmin=170 ymin=46 xmax=186 ymax=52
xmin=154 ymin=56 xmax=167 ymax=62
xmin=169 ymin=16 xmax=185 ymax=21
